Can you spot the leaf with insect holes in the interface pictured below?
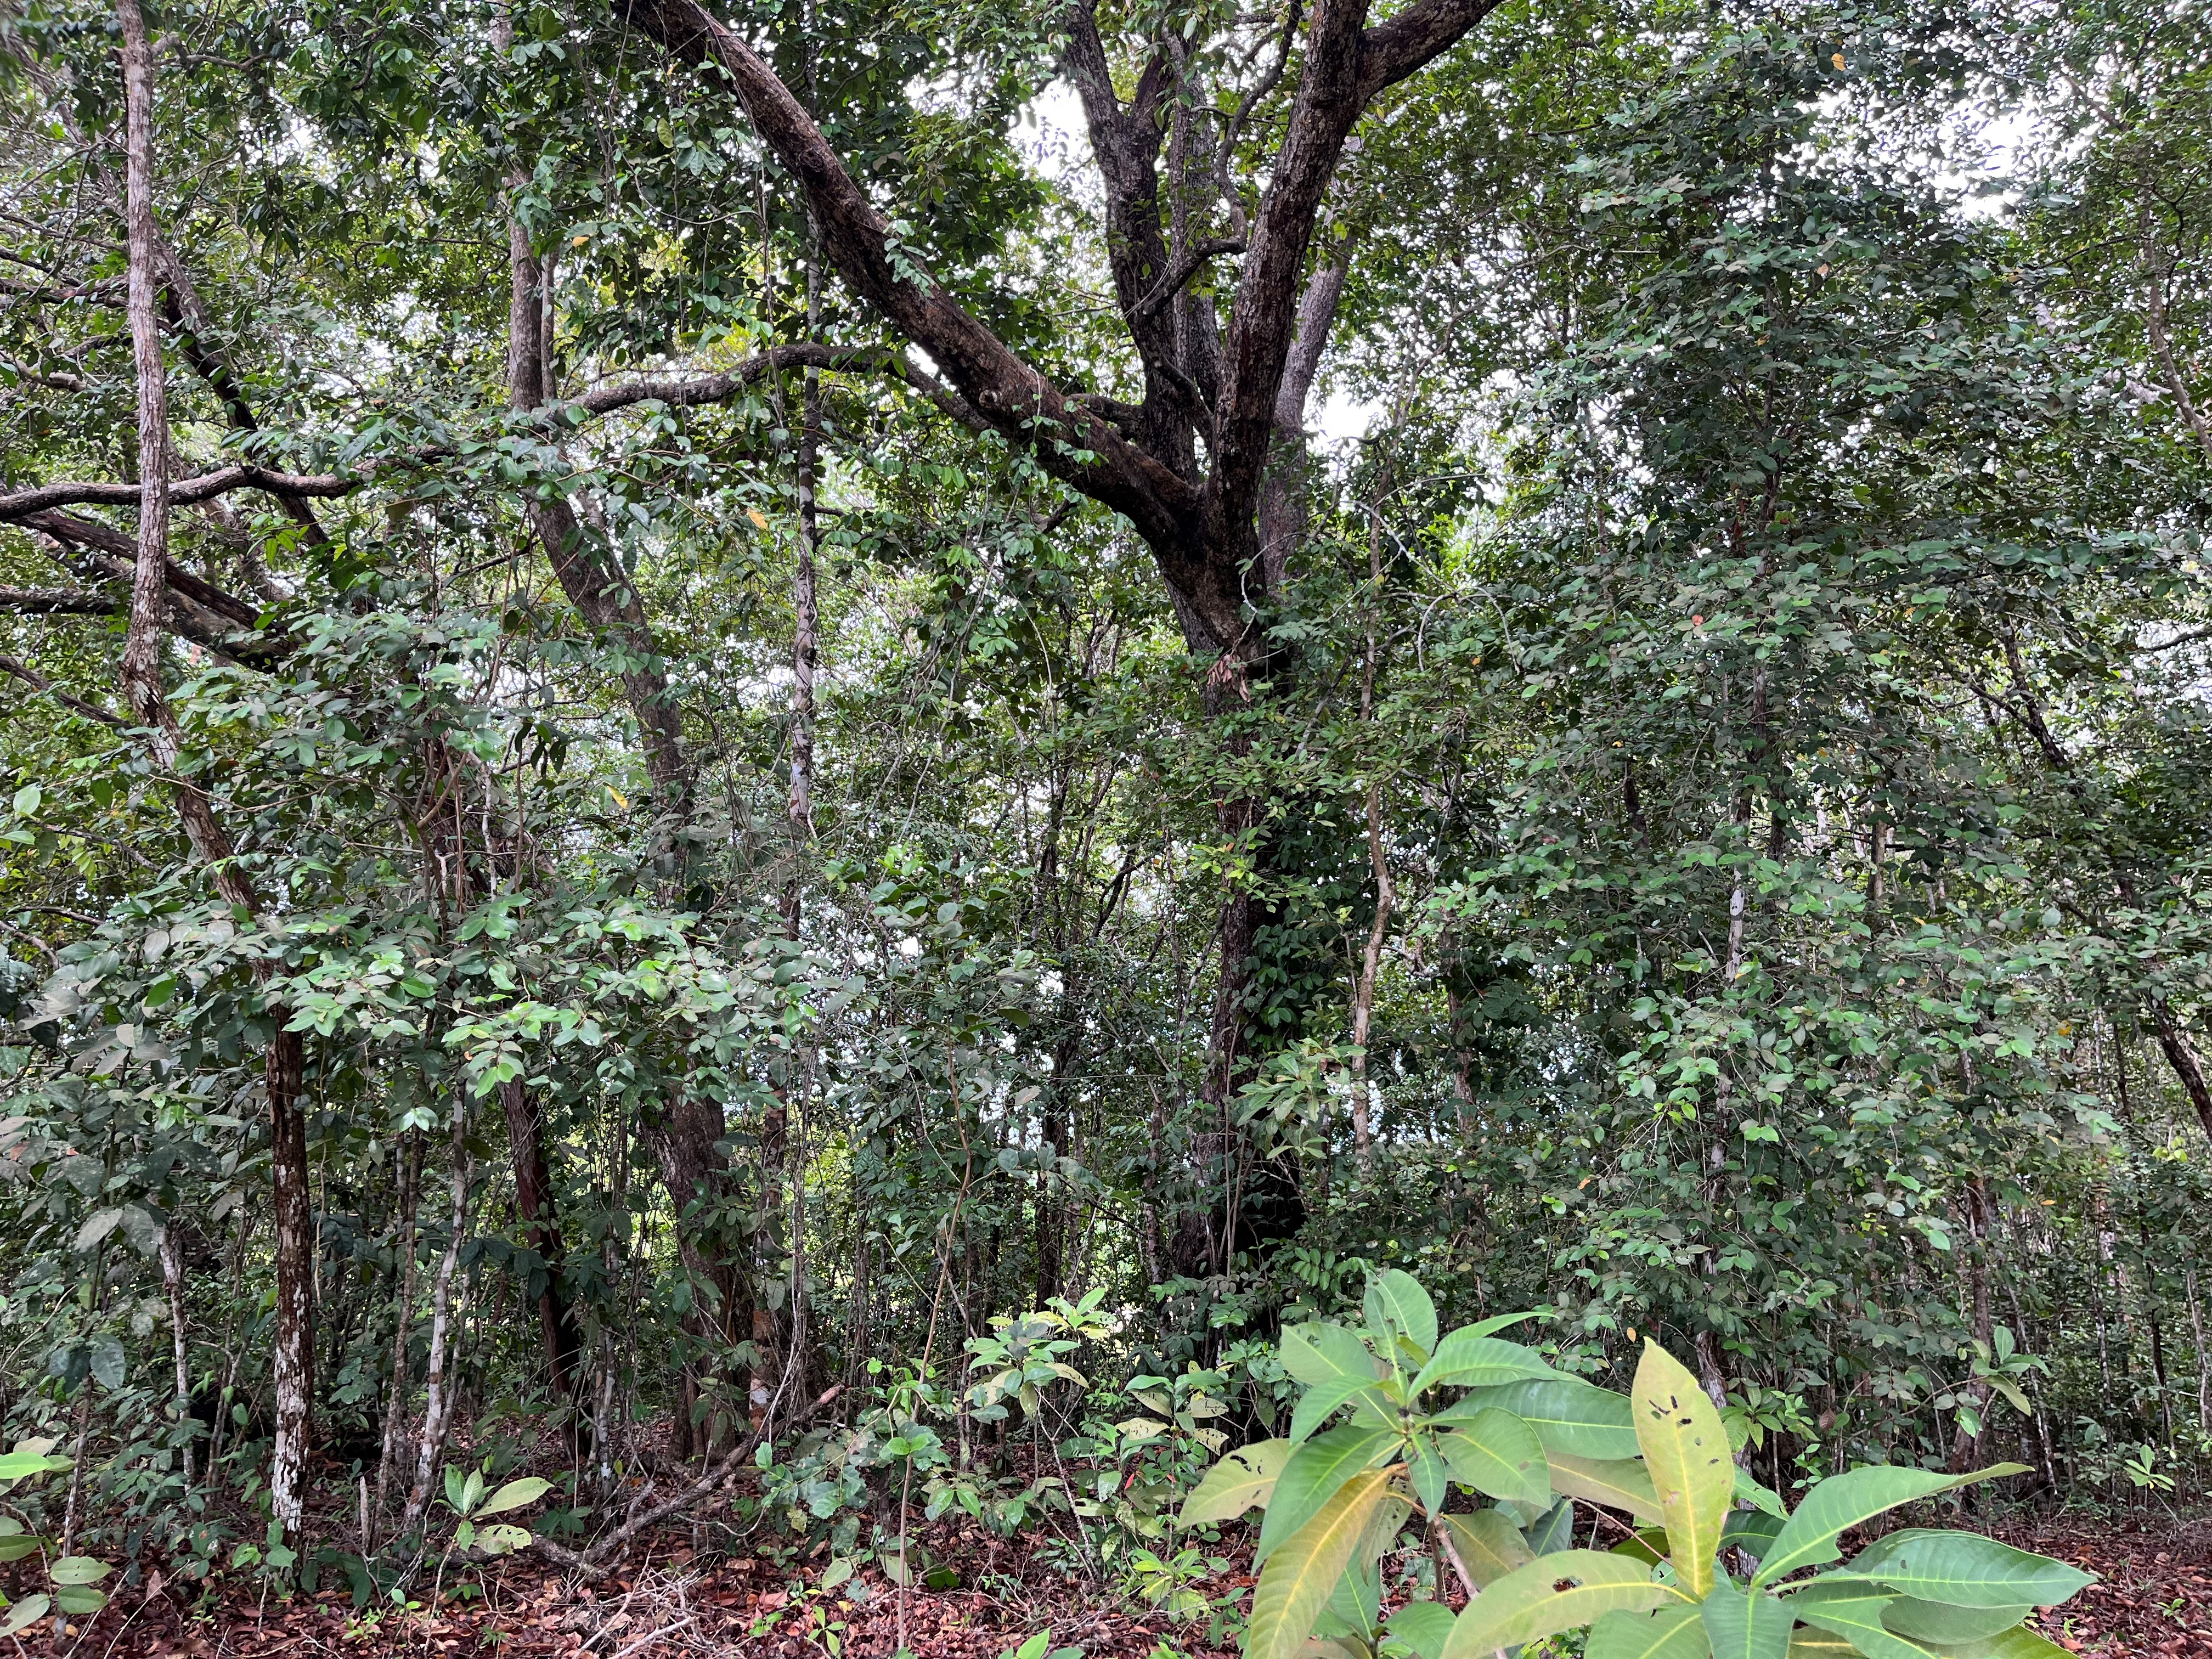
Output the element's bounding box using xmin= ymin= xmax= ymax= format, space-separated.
xmin=1633 ymin=1343 xmax=1734 ymax=1599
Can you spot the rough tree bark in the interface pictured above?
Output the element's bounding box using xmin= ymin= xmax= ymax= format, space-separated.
xmin=116 ymin=0 xmax=314 ymax=1536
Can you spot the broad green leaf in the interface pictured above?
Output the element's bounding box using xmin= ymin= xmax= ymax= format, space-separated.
xmin=1700 ymin=1577 xmax=1795 ymax=1659
xmin=1722 ymin=1509 xmax=1786 ymax=1561
xmin=1386 ymin=1599 xmax=1458 ymax=1659
xmin=0 ymin=1452 xmax=70 ymax=1483
xmin=1844 ymin=1530 xmax=2094 ymax=1609
xmin=1435 ymin=1408 xmax=1547 ymax=1507
xmin=1922 ymin=1628 xmax=2068 ymax=1658
xmin=1436 ymin=1550 xmax=1669 ymax=1658
xmin=1455 ymin=1311 xmax=1542 ymax=1340
xmin=47 ymin=1558 xmax=109 ymax=1586
xmin=0 ymin=1595 xmax=47 ymax=1637
xmin=1786 ymin=1581 xmax=1933 ymax=1659
xmin=1881 ymin=1599 xmax=2030 ymax=1642
xmin=52 ymin=1585 xmax=106 ymax=1616
xmin=1181 ymin=1438 xmax=1291 ymax=1525
xmin=1246 ymin=1468 xmax=1393 ymax=1659
xmin=1545 ymin=1450 xmax=1665 ymax=1525
xmin=1786 ymin=1628 xmax=1858 ymax=1657
xmin=0 ymin=1538 xmax=42 ymax=1564
xmin=1589 ymin=1606 xmax=1707 ymax=1659
xmin=1292 ymin=1376 xmax=1394 ymax=1444
xmin=1365 ymin=1270 xmax=1439 ymax=1360
xmin=1322 ymin=1548 xmax=1383 ymax=1639
xmin=1754 ymin=1466 xmax=2027 ymax=1588
xmin=478 ymin=1476 xmax=555 ymax=1516
xmin=476 ymin=1523 xmax=533 ymax=1555
xmin=1526 ymin=1494 xmax=1577 ymax=1554
xmin=1458 ymin=1377 xmax=1639 ymax=1459
xmin=1409 ymin=1430 xmax=1450 ymax=1516
xmin=1633 ymin=1342 xmax=1734 ymax=1599
xmin=1282 ymin=1323 xmax=1379 ymax=1389
xmin=1412 ymin=1333 xmax=1556 ymax=1396
xmin=1255 ymin=1425 xmax=1397 ymax=1562
xmin=1736 ymin=1465 xmax=1787 ymax=1517
xmin=1441 ymin=1510 xmax=1533 ymax=1587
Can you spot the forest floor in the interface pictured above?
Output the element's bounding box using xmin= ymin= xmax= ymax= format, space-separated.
xmin=44 ymin=1504 xmax=2212 ymax=1657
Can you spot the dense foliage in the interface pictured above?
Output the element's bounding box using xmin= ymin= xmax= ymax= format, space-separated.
xmin=0 ymin=0 xmax=2207 ymax=1636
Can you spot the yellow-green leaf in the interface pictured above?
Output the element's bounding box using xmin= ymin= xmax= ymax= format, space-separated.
xmin=1443 ymin=1509 xmax=1533 ymax=1587
xmin=1633 ymin=1342 xmax=1734 ymax=1597
xmin=1589 ymin=1606 xmax=1707 ymax=1659
xmin=1436 ymin=1408 xmax=1548 ymax=1507
xmin=1181 ymin=1438 xmax=1291 ymax=1526
xmin=1546 ymin=1449 xmax=1666 ymax=1526
xmin=1246 ymin=1468 xmax=1393 ymax=1659
xmin=1436 ymin=1549 xmax=1669 ymax=1658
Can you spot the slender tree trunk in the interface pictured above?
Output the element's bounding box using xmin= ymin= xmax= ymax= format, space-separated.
xmin=161 ymin=1222 xmax=195 ymax=1486
xmin=1949 ymin=1177 xmax=1995 ymax=1472
xmin=1346 ymin=488 xmax=1394 ymax=1180
xmin=117 ymin=0 xmax=314 ymax=1533
xmin=2186 ymin=1265 xmax=2210 ymax=1434
xmin=500 ymin=1078 xmax=580 ymax=1397
xmin=402 ymin=1107 xmax=473 ymax=1538
xmin=374 ymin=1129 xmax=423 ymax=1535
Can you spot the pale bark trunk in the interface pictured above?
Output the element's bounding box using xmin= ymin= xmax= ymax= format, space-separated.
xmin=161 ymin=1224 xmax=194 ymax=1485
xmin=402 ymin=1108 xmax=473 ymax=1537
xmin=117 ymin=0 xmax=312 ymax=1531
xmin=374 ymin=1128 xmax=424 ymax=1533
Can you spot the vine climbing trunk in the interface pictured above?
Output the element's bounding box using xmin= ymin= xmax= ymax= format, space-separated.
xmin=116 ymin=0 xmax=313 ymax=1536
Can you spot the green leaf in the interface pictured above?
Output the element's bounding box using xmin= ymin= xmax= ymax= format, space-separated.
xmin=1292 ymin=1376 xmax=1395 ymax=1443
xmin=1408 ymin=1430 xmax=1449 ymax=1516
xmin=1364 ymin=1269 xmax=1439 ymax=1359
xmin=1180 ymin=1438 xmax=1291 ymax=1525
xmin=1246 ymin=1467 xmax=1393 ymax=1659
xmin=1633 ymin=1342 xmax=1734 ymax=1599
xmin=1526 ymin=1494 xmax=1577 ymax=1555
xmin=444 ymin=1464 xmax=467 ymax=1514
xmin=52 ymin=1585 xmax=106 ymax=1616
xmin=1323 ymin=1549 xmax=1383 ymax=1639
xmin=476 ymin=1523 xmax=533 ymax=1556
xmin=1544 ymin=1450 xmax=1665 ymax=1525
xmin=1843 ymin=1530 xmax=2095 ymax=1609
xmin=1722 ymin=1510 xmax=1786 ymax=1561
xmin=1436 ymin=1549 xmax=1669 ymax=1658
xmin=1700 ymin=1577 xmax=1795 ymax=1659
xmin=1921 ymin=1628 xmax=2068 ymax=1658
xmin=1386 ymin=1599 xmax=1458 ymax=1659
xmin=1413 ymin=1334 xmax=1558 ymax=1396
xmin=477 ymin=1476 xmax=555 ymax=1516
xmin=1441 ymin=1510 xmax=1533 ymax=1587
xmin=0 ymin=1539 xmax=42 ymax=1564
xmin=0 ymin=1451 xmax=70 ymax=1484
xmin=1282 ymin=1322 xmax=1379 ymax=1389
xmin=47 ymin=1557 xmax=109 ymax=1586
xmin=0 ymin=1594 xmax=48 ymax=1637
xmin=12 ymin=783 xmax=40 ymax=817
xmin=1786 ymin=1632 xmax=1858 ymax=1659
xmin=1436 ymin=1408 xmax=1548 ymax=1507
xmin=1786 ymin=1581 xmax=1934 ymax=1659
xmin=1255 ymin=1425 xmax=1397 ymax=1562
xmin=1754 ymin=1466 xmax=2025 ymax=1588
xmin=1880 ymin=1599 xmax=2031 ymax=1642
xmin=1589 ymin=1606 xmax=1708 ymax=1659
xmin=1458 ymin=1376 xmax=1639 ymax=1459
xmin=1736 ymin=1465 xmax=1787 ymax=1517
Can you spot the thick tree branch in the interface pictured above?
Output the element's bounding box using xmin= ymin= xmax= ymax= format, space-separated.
xmin=0 ymin=652 xmax=126 ymax=727
xmin=1357 ymin=0 xmax=1507 ymax=100
xmin=0 ymin=586 xmax=120 ymax=616
xmin=0 ymin=464 xmax=363 ymax=521
xmin=1132 ymin=236 xmax=1246 ymax=324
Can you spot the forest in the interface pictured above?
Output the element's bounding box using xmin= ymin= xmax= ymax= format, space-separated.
xmin=1 ymin=0 xmax=2209 ymax=1654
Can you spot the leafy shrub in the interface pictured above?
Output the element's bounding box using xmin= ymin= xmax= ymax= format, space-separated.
xmin=1178 ymin=1269 xmax=2092 ymax=1659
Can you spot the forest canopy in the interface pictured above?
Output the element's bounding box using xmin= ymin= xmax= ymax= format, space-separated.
xmin=1 ymin=0 xmax=2208 ymax=1641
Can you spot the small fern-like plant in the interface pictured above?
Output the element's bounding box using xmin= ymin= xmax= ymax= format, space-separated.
xmin=1177 ymin=1270 xmax=2091 ymax=1659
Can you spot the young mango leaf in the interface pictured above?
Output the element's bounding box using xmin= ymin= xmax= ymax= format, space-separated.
xmin=1700 ymin=1577 xmax=1796 ymax=1659
xmin=1408 ymin=1430 xmax=1451 ymax=1516
xmin=1291 ymin=1376 xmax=1395 ymax=1444
xmin=1322 ymin=1548 xmax=1384 ymax=1640
xmin=1441 ymin=1509 xmax=1533 ymax=1587
xmin=1842 ymin=1529 xmax=2095 ymax=1609
xmin=1364 ymin=1270 xmax=1438 ymax=1360
xmin=1633 ymin=1342 xmax=1734 ymax=1599
xmin=1753 ymin=1465 xmax=2028 ymax=1588
xmin=1412 ymin=1334 xmax=1558 ymax=1395
xmin=1436 ymin=1549 xmax=1670 ymax=1658
xmin=1255 ymin=1425 xmax=1398 ymax=1562
xmin=1245 ymin=1468 xmax=1394 ymax=1659
xmin=1386 ymin=1599 xmax=1458 ymax=1659
xmin=1784 ymin=1581 xmax=1932 ymax=1659
xmin=1180 ymin=1438 xmax=1291 ymax=1525
xmin=477 ymin=1476 xmax=555 ymax=1516
xmin=1786 ymin=1631 xmax=1858 ymax=1658
xmin=1435 ymin=1407 xmax=1547 ymax=1507
xmin=1918 ymin=1627 xmax=2068 ymax=1658
xmin=1545 ymin=1449 xmax=1666 ymax=1525
xmin=1525 ymin=1494 xmax=1577 ymax=1555
xmin=1880 ymin=1598 xmax=2030 ymax=1643
xmin=1453 ymin=1376 xmax=1639 ymax=1459
xmin=1282 ymin=1323 xmax=1380 ymax=1390
xmin=1589 ymin=1605 xmax=1708 ymax=1659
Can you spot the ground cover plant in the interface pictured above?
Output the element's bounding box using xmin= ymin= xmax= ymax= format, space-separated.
xmin=2 ymin=0 xmax=2211 ymax=1652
